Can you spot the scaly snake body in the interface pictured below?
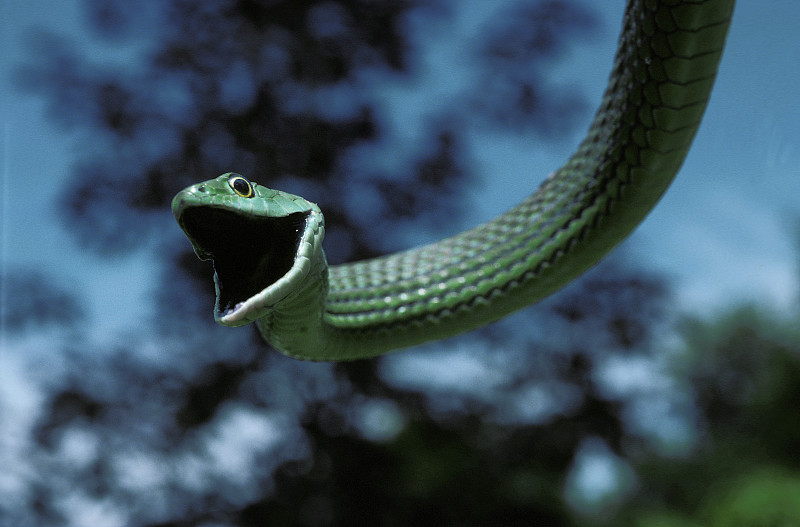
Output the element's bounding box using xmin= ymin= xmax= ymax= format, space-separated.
xmin=173 ymin=0 xmax=734 ymax=360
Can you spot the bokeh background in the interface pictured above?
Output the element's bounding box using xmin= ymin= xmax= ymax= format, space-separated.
xmin=2 ymin=0 xmax=799 ymax=525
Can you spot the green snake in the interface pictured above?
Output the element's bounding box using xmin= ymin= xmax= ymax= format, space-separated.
xmin=172 ymin=0 xmax=734 ymax=360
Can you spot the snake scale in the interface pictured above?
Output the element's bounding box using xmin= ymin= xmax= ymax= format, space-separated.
xmin=173 ymin=0 xmax=734 ymax=360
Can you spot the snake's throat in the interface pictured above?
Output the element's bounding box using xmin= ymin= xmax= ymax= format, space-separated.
xmin=177 ymin=206 xmax=308 ymax=321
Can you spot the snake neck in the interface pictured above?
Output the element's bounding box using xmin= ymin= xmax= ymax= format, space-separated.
xmin=254 ymin=243 xmax=330 ymax=358
xmin=255 ymin=248 xmax=418 ymax=360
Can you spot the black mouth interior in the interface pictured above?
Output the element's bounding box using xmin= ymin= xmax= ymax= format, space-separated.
xmin=179 ymin=207 xmax=308 ymax=316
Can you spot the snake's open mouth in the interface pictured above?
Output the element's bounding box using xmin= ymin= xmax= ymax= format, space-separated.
xmin=178 ymin=207 xmax=308 ymax=318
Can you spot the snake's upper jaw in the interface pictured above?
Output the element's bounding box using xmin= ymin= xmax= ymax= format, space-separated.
xmin=175 ymin=205 xmax=309 ymax=326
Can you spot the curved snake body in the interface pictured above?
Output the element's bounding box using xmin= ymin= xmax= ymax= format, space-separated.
xmin=173 ymin=0 xmax=734 ymax=360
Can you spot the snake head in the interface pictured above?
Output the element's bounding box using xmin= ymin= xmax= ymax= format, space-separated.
xmin=172 ymin=172 xmax=325 ymax=327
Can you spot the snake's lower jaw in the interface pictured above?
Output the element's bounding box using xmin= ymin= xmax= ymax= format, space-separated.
xmin=212 ymin=264 xmax=252 ymax=326
xmin=214 ymin=283 xmax=252 ymax=327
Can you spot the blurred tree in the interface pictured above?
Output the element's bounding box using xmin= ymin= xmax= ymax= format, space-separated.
xmin=618 ymin=306 xmax=800 ymax=527
xmin=0 ymin=269 xmax=84 ymax=334
xmin=13 ymin=1 xmax=772 ymax=526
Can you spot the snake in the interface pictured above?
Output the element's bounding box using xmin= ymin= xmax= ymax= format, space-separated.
xmin=172 ymin=0 xmax=734 ymax=360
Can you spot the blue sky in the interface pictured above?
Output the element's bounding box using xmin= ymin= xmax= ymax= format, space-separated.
xmin=638 ymin=0 xmax=800 ymax=312
xmin=1 ymin=0 xmax=799 ymax=440
xmin=1 ymin=0 xmax=798 ymax=520
xmin=1 ymin=1 xmax=798 ymax=397
xmin=3 ymin=0 xmax=798 ymax=345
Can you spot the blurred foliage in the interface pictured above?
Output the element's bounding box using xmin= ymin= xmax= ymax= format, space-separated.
xmin=5 ymin=0 xmax=800 ymax=526
xmin=0 ymin=269 xmax=85 ymax=333
xmin=620 ymin=306 xmax=800 ymax=527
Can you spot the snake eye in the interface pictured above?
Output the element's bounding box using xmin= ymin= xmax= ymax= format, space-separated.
xmin=228 ymin=174 xmax=254 ymax=198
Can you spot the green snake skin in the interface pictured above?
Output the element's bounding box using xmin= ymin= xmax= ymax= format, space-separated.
xmin=173 ymin=0 xmax=734 ymax=360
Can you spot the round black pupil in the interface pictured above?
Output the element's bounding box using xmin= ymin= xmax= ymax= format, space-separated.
xmin=232 ymin=178 xmax=250 ymax=196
